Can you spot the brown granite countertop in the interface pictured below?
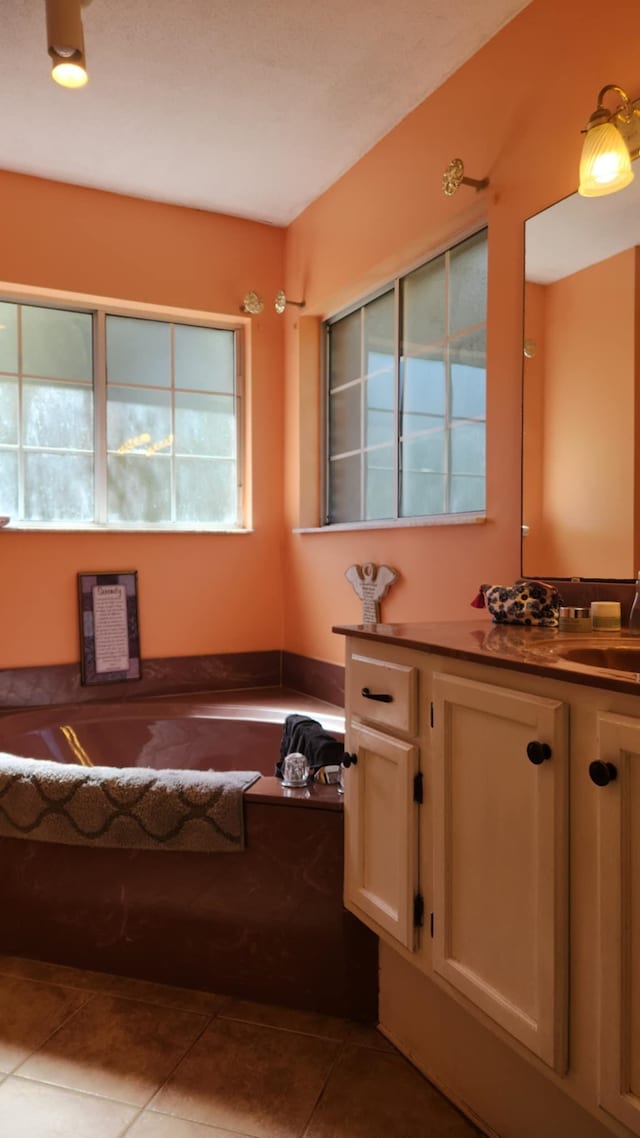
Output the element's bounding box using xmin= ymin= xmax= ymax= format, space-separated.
xmin=333 ymin=620 xmax=640 ymax=697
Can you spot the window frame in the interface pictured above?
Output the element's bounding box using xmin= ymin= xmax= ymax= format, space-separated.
xmin=0 ymin=282 xmax=248 ymax=533
xmin=321 ymin=225 xmax=488 ymax=530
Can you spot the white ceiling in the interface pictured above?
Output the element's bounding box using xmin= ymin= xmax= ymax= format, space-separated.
xmin=2 ymin=0 xmax=531 ymax=226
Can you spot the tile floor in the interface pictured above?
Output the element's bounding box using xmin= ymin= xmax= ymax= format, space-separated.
xmin=0 ymin=955 xmax=484 ymax=1138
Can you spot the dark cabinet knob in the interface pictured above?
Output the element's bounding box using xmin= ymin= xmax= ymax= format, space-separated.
xmin=361 ymin=687 xmax=393 ymax=703
xmin=342 ymin=752 xmax=358 ymax=768
xmin=526 ymin=741 xmax=552 ymax=765
xmin=589 ymin=760 xmax=617 ymax=787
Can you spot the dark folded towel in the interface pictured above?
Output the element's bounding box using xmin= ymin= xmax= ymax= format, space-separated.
xmin=277 ymin=714 xmax=344 ymax=778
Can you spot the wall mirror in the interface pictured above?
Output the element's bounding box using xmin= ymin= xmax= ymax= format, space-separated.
xmin=522 ymin=174 xmax=640 ymax=580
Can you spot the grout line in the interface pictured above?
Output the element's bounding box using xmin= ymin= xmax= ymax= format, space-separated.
xmin=298 ymin=1038 xmax=347 ymax=1138
xmin=216 ymin=1012 xmax=348 ymax=1044
xmin=129 ymin=1004 xmax=219 ymax=1121
xmin=6 ymin=991 xmax=96 ymax=1077
xmin=0 ymin=962 xmax=223 ymax=1016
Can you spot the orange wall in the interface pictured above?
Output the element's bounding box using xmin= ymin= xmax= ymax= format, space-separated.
xmin=283 ymin=0 xmax=640 ymax=663
xmin=4 ymin=0 xmax=640 ymax=673
xmin=0 ymin=173 xmax=286 ymax=667
xmin=524 ymin=251 xmax=636 ymax=578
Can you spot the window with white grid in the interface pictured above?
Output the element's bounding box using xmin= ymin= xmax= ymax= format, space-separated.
xmin=325 ymin=228 xmax=487 ymax=525
xmin=0 ymin=298 xmax=243 ymax=530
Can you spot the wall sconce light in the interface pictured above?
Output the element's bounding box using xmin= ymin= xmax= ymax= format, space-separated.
xmin=578 ymin=84 xmax=640 ymax=197
xmin=442 ymin=158 xmax=489 ymax=197
xmin=45 ymin=0 xmax=89 ymax=88
xmin=241 ymin=291 xmax=264 ymax=314
xmin=274 ymin=290 xmax=306 ymax=314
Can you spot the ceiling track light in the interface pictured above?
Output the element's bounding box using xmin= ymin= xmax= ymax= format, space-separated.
xmin=46 ymin=0 xmax=90 ymax=89
xmin=442 ymin=158 xmax=489 ymax=197
xmin=579 ymin=84 xmax=640 ymax=197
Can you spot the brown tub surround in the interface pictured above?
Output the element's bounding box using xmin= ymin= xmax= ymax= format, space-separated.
xmin=0 ymin=690 xmax=377 ymax=1022
xmin=0 ymin=651 xmax=345 ymax=710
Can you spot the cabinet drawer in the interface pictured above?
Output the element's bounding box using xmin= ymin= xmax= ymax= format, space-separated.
xmin=350 ymin=653 xmax=418 ymax=735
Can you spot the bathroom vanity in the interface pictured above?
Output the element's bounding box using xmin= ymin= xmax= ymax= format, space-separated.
xmin=334 ymin=619 xmax=640 ymax=1138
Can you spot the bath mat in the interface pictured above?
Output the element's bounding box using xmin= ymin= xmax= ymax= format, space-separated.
xmin=0 ymin=755 xmax=260 ymax=853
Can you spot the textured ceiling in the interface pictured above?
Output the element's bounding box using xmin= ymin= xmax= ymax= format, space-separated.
xmin=1 ymin=0 xmax=531 ymax=225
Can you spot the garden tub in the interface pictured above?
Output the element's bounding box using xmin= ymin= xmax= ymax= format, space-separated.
xmin=0 ymin=695 xmax=377 ymax=1019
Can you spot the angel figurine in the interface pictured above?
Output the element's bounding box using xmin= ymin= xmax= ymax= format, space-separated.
xmin=344 ymin=562 xmax=398 ymax=624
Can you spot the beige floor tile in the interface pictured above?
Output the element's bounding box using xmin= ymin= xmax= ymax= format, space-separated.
xmin=128 ymin=1112 xmax=255 ymax=1138
xmin=219 ymin=998 xmax=350 ymax=1041
xmin=151 ymin=1016 xmax=340 ymax=1138
xmin=0 ymin=975 xmax=88 ymax=1074
xmin=0 ymin=1076 xmax=137 ymax=1138
xmin=303 ymin=1044 xmax=479 ymax=1138
xmin=15 ymin=993 xmax=208 ymax=1106
xmin=0 ymin=956 xmax=223 ymax=1015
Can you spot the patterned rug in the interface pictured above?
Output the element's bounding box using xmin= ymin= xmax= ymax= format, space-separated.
xmin=0 ymin=754 xmax=260 ymax=852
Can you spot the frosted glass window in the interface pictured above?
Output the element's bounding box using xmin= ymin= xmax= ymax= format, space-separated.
xmin=176 ymin=458 xmax=236 ymax=524
xmin=0 ymin=303 xmax=18 ymax=375
xmin=402 ymin=258 xmax=445 ymax=348
xmin=0 ymin=379 xmax=18 ymax=445
xmin=23 ymin=380 xmax=93 ymax=451
xmin=449 ymin=230 xmax=488 ymax=335
xmin=365 ymin=447 xmax=394 ymax=520
xmin=451 ymin=421 xmax=486 ymax=476
xmin=325 ymin=228 xmax=487 ymax=524
xmin=107 ymin=387 xmax=172 ymax=456
xmin=175 ymin=325 xmax=235 ymax=394
xmin=330 ymin=384 xmax=361 ymax=456
xmin=329 ymin=454 xmax=361 ymax=523
xmin=24 ymin=453 xmax=93 ymax=521
xmin=401 ymin=433 xmax=446 ymax=517
xmin=365 ymin=371 xmax=394 ymax=447
xmin=175 ymin=393 xmax=236 ymax=457
xmin=0 ymin=295 xmax=242 ymax=529
xmin=0 ymin=451 xmax=18 ymax=515
xmin=451 ymin=330 xmax=487 ymax=420
xmin=401 ymin=354 xmax=446 ymax=437
xmin=106 ymin=316 xmax=171 ymax=388
xmin=330 ymin=312 xmax=361 ymax=387
xmin=365 ymin=292 xmax=394 ymax=371
xmin=107 ymin=454 xmax=172 ymax=522
xmin=22 ymin=306 xmax=92 ymax=381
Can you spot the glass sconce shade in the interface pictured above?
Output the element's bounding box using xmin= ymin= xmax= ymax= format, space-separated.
xmin=51 ymin=58 xmax=88 ymax=87
xmin=579 ymin=120 xmax=634 ymax=197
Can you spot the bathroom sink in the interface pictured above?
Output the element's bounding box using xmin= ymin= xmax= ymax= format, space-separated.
xmin=530 ymin=637 xmax=640 ymax=673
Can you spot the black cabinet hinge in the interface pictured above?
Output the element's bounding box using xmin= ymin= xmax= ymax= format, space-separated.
xmin=430 ymin=701 xmax=434 ymax=728
xmin=413 ymin=771 xmax=423 ymax=804
xmin=430 ymin=912 xmax=434 ymax=938
xmin=413 ymin=892 xmax=424 ymax=928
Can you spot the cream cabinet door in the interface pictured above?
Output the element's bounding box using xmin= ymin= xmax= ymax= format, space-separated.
xmin=594 ymin=712 xmax=640 ymax=1135
xmin=431 ymin=672 xmax=568 ymax=1071
xmin=344 ymin=721 xmax=420 ymax=951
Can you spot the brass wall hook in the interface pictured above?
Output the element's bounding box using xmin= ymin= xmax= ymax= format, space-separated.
xmin=275 ymin=289 xmax=306 ymax=314
xmin=442 ymin=158 xmax=489 ymax=197
xmin=241 ymin=291 xmax=264 ymax=314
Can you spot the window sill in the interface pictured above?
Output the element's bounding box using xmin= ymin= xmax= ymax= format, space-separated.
xmin=0 ymin=524 xmax=254 ymax=535
xmin=293 ymin=513 xmax=487 ymax=534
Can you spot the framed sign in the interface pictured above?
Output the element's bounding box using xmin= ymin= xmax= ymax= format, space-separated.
xmin=78 ymin=571 xmax=141 ymax=685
